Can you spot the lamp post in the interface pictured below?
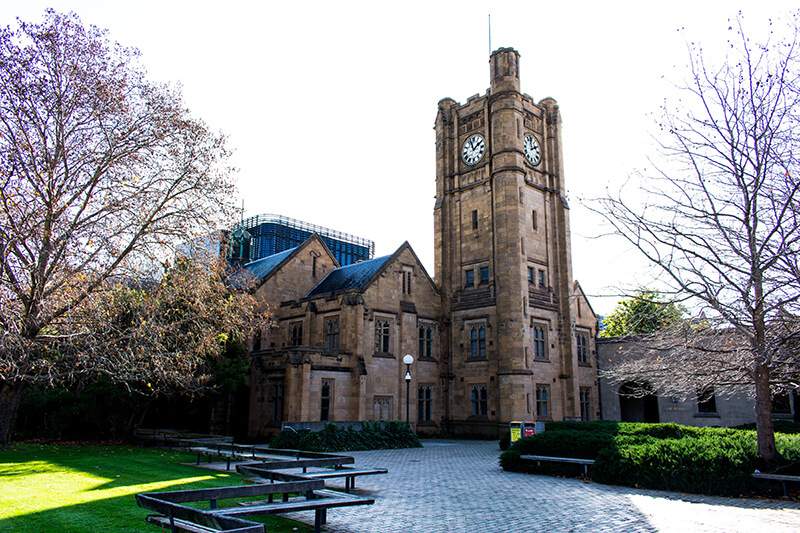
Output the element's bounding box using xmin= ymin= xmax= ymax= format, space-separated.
xmin=403 ymin=354 xmax=414 ymax=425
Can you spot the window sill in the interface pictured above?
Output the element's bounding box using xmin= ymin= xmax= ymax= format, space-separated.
xmin=694 ymin=412 xmax=720 ymax=418
xmin=533 ymin=358 xmax=550 ymax=363
xmin=578 ymin=362 xmax=592 ymax=368
xmin=466 ymin=356 xmax=488 ymax=362
xmin=418 ymin=356 xmax=437 ymax=363
xmin=373 ymin=352 xmax=395 ymax=359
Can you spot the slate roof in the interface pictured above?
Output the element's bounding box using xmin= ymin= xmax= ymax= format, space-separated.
xmin=241 ymin=247 xmax=297 ymax=282
xmin=307 ymin=254 xmax=393 ymax=297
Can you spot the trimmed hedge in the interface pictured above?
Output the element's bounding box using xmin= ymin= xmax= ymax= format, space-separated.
xmin=269 ymin=421 xmax=422 ymax=452
xmin=499 ymin=421 xmax=800 ymax=497
xmin=734 ymin=420 xmax=800 ymax=435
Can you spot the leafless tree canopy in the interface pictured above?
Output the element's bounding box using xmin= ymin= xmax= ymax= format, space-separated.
xmin=593 ymin=13 xmax=800 ymax=461
xmin=601 ymin=317 xmax=800 ymax=398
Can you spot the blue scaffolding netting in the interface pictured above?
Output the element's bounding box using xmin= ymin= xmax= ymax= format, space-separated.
xmin=233 ymin=214 xmax=374 ymax=267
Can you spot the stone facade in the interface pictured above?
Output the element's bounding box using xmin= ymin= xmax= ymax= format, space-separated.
xmin=433 ymin=48 xmax=598 ymax=434
xmin=245 ymin=48 xmax=599 ymax=439
xmin=247 ymin=242 xmax=443 ymax=439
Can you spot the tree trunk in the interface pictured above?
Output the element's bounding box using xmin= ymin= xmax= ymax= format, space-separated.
xmin=754 ymin=362 xmax=777 ymax=463
xmin=0 ymin=380 xmax=25 ymax=446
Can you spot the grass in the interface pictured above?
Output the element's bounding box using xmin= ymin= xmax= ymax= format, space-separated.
xmin=0 ymin=442 xmax=313 ymax=533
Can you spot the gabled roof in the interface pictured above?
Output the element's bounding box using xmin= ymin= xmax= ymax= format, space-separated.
xmin=306 ymin=254 xmax=393 ymax=297
xmin=243 ymin=247 xmax=297 ymax=281
xmin=232 ymin=233 xmax=339 ymax=292
xmin=573 ymin=280 xmax=598 ymax=319
xmin=229 ymin=247 xmax=297 ymax=290
xmin=305 ymin=241 xmax=440 ymax=300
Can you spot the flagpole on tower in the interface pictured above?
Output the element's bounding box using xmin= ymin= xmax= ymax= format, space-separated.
xmin=488 ymin=14 xmax=492 ymax=54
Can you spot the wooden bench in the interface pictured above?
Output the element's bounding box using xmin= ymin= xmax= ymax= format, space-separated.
xmin=185 ymin=443 xmax=355 ymax=472
xmin=136 ymin=479 xmax=374 ymax=533
xmin=239 ymin=462 xmax=388 ymax=493
xmin=135 ymin=429 xmax=234 ymax=449
xmin=520 ymin=454 xmax=595 ymax=474
xmin=752 ymin=472 xmax=800 ymax=497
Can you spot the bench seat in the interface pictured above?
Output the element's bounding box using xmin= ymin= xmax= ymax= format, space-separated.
xmin=241 ymin=464 xmax=388 ymax=493
xmin=137 ymin=481 xmax=373 ymax=533
xmin=753 ymin=472 xmax=800 ymax=496
xmin=520 ymin=455 xmax=595 ymax=474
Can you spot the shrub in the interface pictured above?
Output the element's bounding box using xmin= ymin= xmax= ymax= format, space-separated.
xmin=269 ymin=421 xmax=422 ymax=452
xmin=592 ymin=431 xmax=759 ymax=496
xmin=735 ymin=421 xmax=800 ymax=435
xmin=499 ymin=421 xmax=800 ymax=497
xmin=499 ymin=427 xmax=617 ymax=476
xmin=499 ymin=431 xmax=510 ymax=451
xmin=268 ymin=428 xmax=309 ymax=450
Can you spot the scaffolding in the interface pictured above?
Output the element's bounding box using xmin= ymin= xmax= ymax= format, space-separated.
xmin=233 ymin=213 xmax=375 ymax=267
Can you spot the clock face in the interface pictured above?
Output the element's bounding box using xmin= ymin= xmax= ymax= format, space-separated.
xmin=461 ymin=134 xmax=486 ymax=166
xmin=524 ymin=134 xmax=542 ymax=166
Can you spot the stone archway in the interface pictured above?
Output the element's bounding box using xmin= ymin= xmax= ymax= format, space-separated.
xmin=618 ymin=381 xmax=660 ymax=423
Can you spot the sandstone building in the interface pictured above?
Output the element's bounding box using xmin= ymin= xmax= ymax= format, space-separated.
xmin=243 ymin=48 xmax=599 ymax=439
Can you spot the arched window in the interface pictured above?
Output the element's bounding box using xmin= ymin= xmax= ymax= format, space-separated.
xmin=470 ymin=326 xmax=486 ymax=358
xmin=470 ymin=385 xmax=488 ymax=416
xmin=532 ymin=324 xmax=546 ymax=360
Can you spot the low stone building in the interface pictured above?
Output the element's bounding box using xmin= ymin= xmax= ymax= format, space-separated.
xmin=597 ymin=337 xmax=797 ymax=427
xmin=246 ymin=238 xmax=443 ymax=438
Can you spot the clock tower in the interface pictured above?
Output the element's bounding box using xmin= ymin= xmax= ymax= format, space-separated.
xmin=434 ymin=48 xmax=597 ymax=433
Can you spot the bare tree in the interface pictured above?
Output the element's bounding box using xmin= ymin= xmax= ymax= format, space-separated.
xmin=594 ymin=12 xmax=800 ymax=462
xmin=0 ymin=10 xmax=244 ymax=444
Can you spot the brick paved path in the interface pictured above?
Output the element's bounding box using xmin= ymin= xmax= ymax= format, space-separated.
xmin=282 ymin=440 xmax=800 ymax=533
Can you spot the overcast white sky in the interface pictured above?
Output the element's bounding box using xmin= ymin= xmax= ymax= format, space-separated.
xmin=3 ymin=1 xmax=797 ymax=315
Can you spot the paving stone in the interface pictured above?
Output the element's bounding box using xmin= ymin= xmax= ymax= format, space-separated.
xmin=276 ymin=440 xmax=800 ymax=533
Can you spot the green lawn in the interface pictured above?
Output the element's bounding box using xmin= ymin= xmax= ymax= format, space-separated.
xmin=0 ymin=443 xmax=312 ymax=533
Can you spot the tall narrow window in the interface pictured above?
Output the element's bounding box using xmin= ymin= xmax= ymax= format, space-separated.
xmin=418 ymin=385 xmax=433 ymax=422
xmin=470 ymin=326 xmax=486 ymax=358
xmin=536 ymin=384 xmax=549 ymax=418
xmin=579 ymin=387 xmax=591 ymax=421
xmin=321 ymin=380 xmax=333 ymax=421
xmin=527 ymin=267 xmax=535 ymax=284
xmin=472 ymin=210 xmax=478 ymax=230
xmin=471 ymin=385 xmax=488 ymax=416
xmin=419 ymin=325 xmax=433 ymax=358
xmin=271 ymin=383 xmax=284 ymax=423
xmin=538 ymin=269 xmax=546 ymax=288
xmin=312 ymin=256 xmax=317 ymax=277
xmin=576 ymin=333 xmax=588 ymax=364
xmin=375 ymin=319 xmax=391 ymax=353
xmin=479 ymin=266 xmax=489 ymax=285
xmin=325 ymin=316 xmax=339 ymax=352
xmin=253 ymin=329 xmax=262 ymax=352
xmin=402 ymin=270 xmax=412 ymax=295
xmin=532 ymin=210 xmax=538 ymax=230
xmin=532 ymin=324 xmax=547 ymax=360
xmin=465 ymin=269 xmax=474 ymax=288
xmin=290 ymin=322 xmax=303 ymax=346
